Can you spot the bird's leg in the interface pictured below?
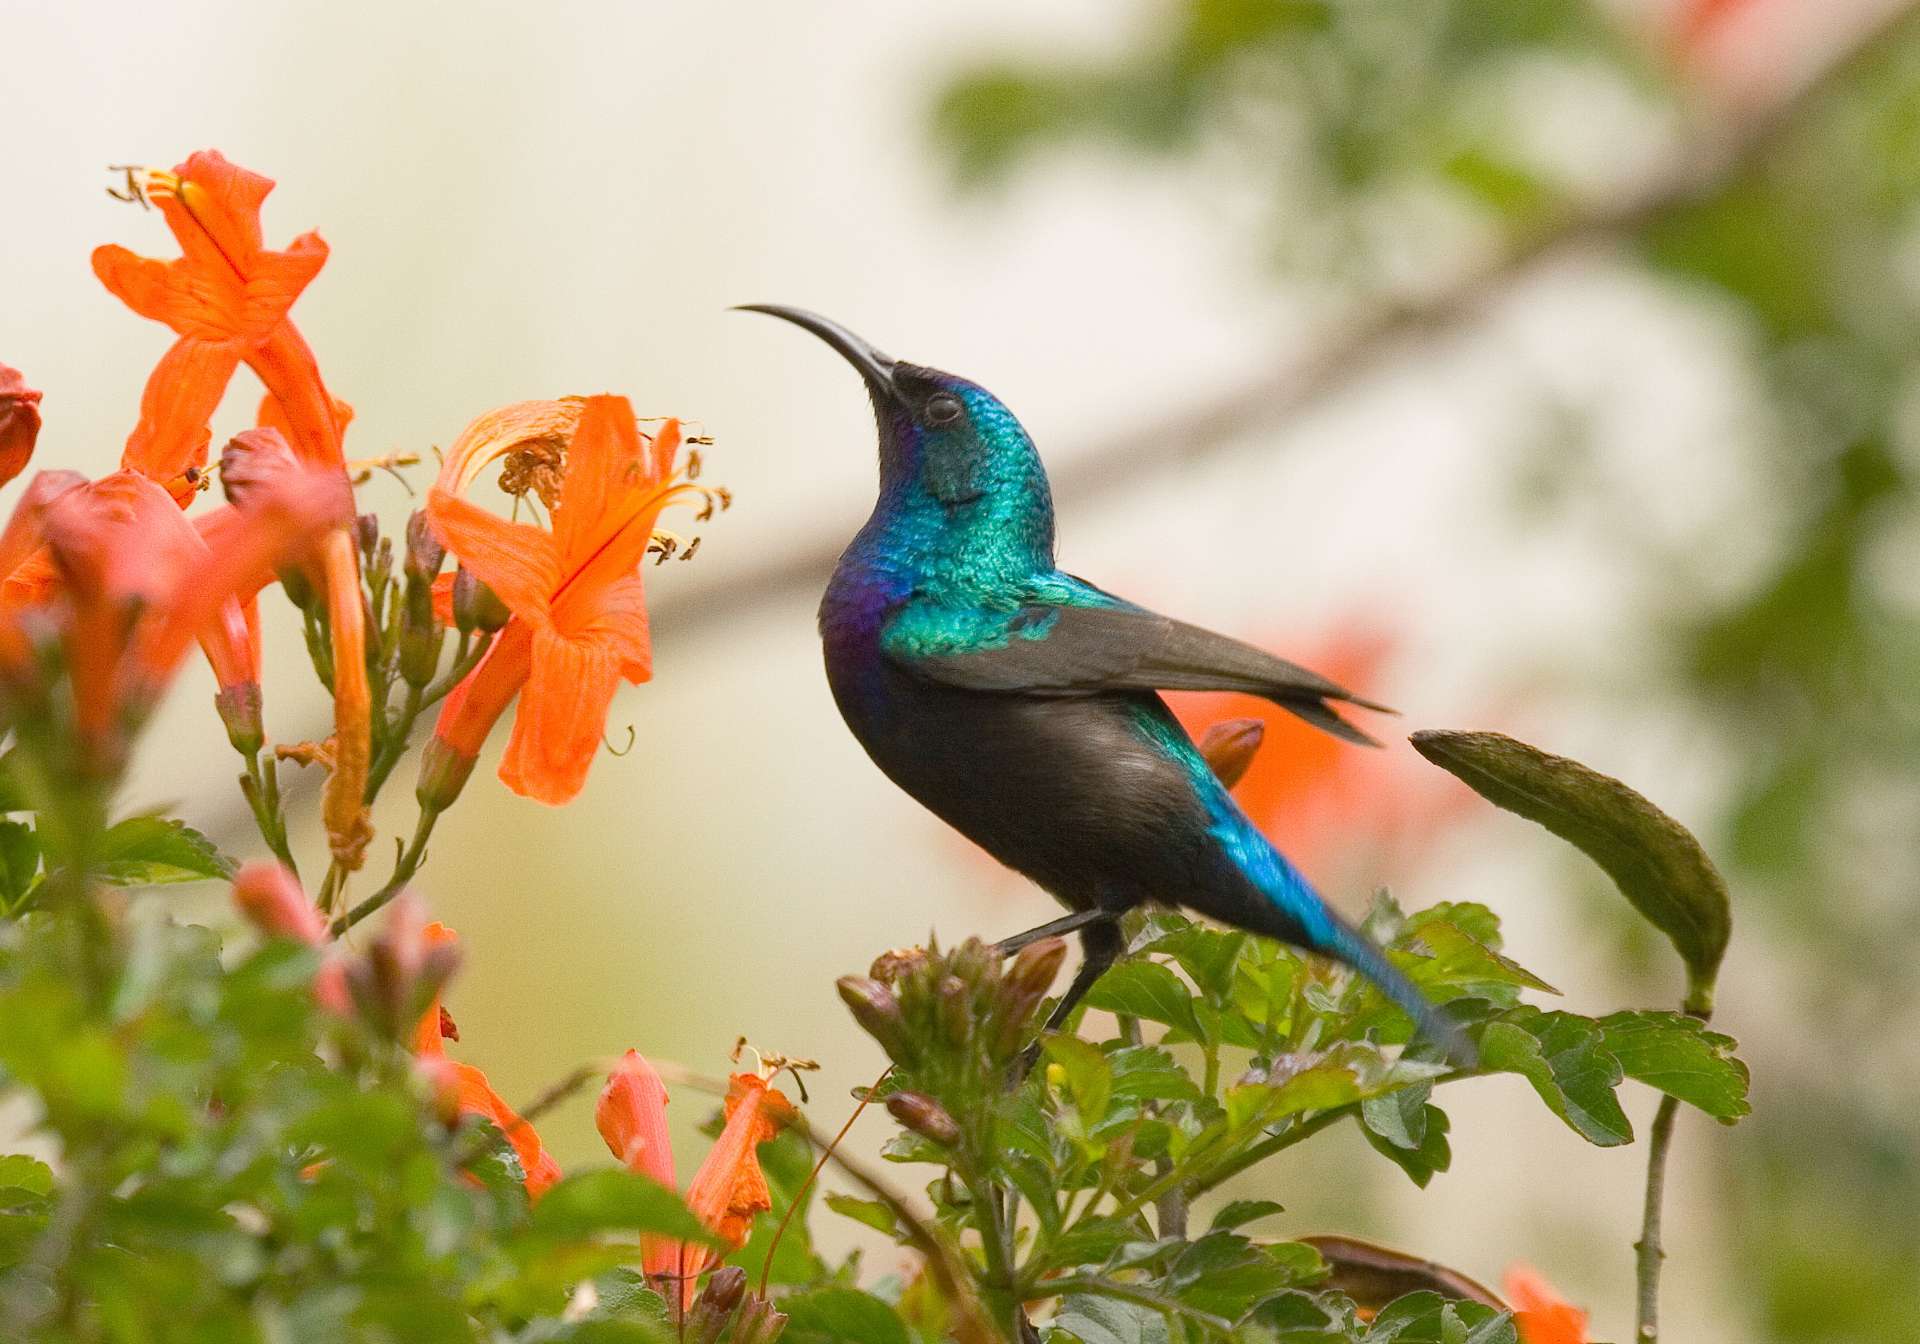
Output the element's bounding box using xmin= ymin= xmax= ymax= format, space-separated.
xmin=1012 ymin=918 xmax=1125 ymax=1080
xmin=991 ymin=907 xmax=1112 ymax=957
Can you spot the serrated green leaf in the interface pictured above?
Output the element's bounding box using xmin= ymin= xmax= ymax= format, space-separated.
xmin=1600 ymin=1011 xmax=1751 ymax=1122
xmin=93 ymin=816 xmax=236 ymax=886
xmin=1083 ymin=960 xmax=1203 ymax=1041
xmin=1410 ymin=730 xmax=1730 ymax=1010
xmin=1046 ymin=1216 xmax=1141 ymax=1271
xmin=530 ymin=1171 xmax=720 ymax=1246
xmin=589 ymin=1268 xmax=670 ymax=1323
xmin=1106 ymin=1046 xmax=1203 ymax=1104
xmin=1147 ymin=924 xmax=1246 ymax=1000
xmin=1360 ymin=1085 xmax=1430 ymax=1150
xmin=1365 ymin=1292 xmax=1513 ymax=1343
xmin=781 ymin=1287 xmax=911 ymax=1344
xmin=1052 ymin=1293 xmax=1172 ymax=1344
xmin=1209 ymin=1198 xmax=1285 ymax=1233
xmin=1398 ymin=921 xmax=1557 ymax=1003
xmin=1478 ymin=1009 xmax=1630 ymax=1146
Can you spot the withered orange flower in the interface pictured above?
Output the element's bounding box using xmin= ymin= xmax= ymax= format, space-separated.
xmin=423 ymin=395 xmax=715 ymax=806
xmin=409 ymin=920 xmax=560 ymax=1200
xmin=1503 ymin=1263 xmax=1590 ymax=1344
xmin=595 ymin=1052 xmax=793 ymax=1309
xmin=93 ymin=149 xmax=371 ymax=865
xmin=0 ymin=364 xmax=41 ymax=489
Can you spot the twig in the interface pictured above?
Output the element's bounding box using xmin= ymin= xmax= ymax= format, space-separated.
xmin=1634 ymin=1094 xmax=1682 ymax=1344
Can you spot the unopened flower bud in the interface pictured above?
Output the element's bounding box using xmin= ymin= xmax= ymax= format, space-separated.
xmin=686 ymin=1265 xmax=747 ymax=1344
xmin=451 ymin=567 xmax=510 ymax=633
xmin=1200 ymin=717 xmax=1265 ymax=790
xmin=214 ymin=681 xmax=265 ymax=756
xmin=345 ymin=896 xmax=462 ymax=1042
xmin=277 ymin=562 xmax=317 ymax=612
xmin=1005 ymin=937 xmax=1068 ymax=1006
xmin=937 ymin=975 xmax=972 ymax=1047
xmin=837 ymin=975 xmax=908 ymax=1059
xmin=231 ymin=861 xmax=324 ymax=944
xmin=415 ymin=1054 xmax=463 ymax=1126
xmin=354 ymin=511 xmax=380 ymax=558
xmin=733 ymin=1297 xmax=789 ymax=1344
xmin=885 ymin=1090 xmax=960 ymax=1146
xmin=416 ymin=737 xmax=477 ymax=814
xmin=403 ymin=510 xmax=445 ymax=583
xmin=0 ymin=365 xmax=43 ymax=483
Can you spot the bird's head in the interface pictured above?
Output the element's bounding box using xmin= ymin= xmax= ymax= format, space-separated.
xmin=738 ymin=305 xmax=1049 ymax=517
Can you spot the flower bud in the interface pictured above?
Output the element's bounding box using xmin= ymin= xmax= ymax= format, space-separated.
xmin=0 ymin=364 xmax=43 ymax=484
xmin=231 ymin=861 xmax=324 ymax=944
xmin=885 ymin=1090 xmax=960 ymax=1146
xmin=353 ymin=511 xmax=380 ymax=559
xmin=732 ymin=1297 xmax=789 ymax=1344
xmin=403 ymin=510 xmax=445 ymax=583
xmin=451 ymin=567 xmax=510 ymax=633
xmin=1199 ymin=717 xmax=1265 ymax=790
xmin=214 ymin=681 xmax=265 ymax=756
xmin=836 ymin=975 xmax=908 ymax=1059
xmin=416 ymin=736 xmax=477 ymax=814
xmin=686 ymin=1266 xmax=747 ymax=1344
xmin=937 ymin=975 xmax=972 ymax=1048
xmin=276 ymin=562 xmax=317 ymax=612
xmin=869 ymin=945 xmax=929 ymax=984
xmin=344 ymin=895 xmax=462 ymax=1043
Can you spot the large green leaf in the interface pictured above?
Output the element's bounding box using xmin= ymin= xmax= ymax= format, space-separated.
xmin=1083 ymin=960 xmax=1204 ymax=1041
xmin=1410 ymin=729 xmax=1731 ymax=1011
xmin=1051 ymin=1294 xmax=1172 ymax=1344
xmin=781 ymin=1287 xmax=911 ymax=1344
xmin=1478 ymin=1008 xmax=1631 ymax=1147
xmin=1600 ymin=1011 xmax=1751 ymax=1122
xmin=93 ymin=817 xmax=236 ymax=886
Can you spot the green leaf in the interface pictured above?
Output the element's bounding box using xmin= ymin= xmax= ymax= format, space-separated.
xmin=781 ymin=1287 xmax=911 ymax=1344
xmin=1083 ymin=960 xmax=1203 ymax=1041
xmin=93 ymin=816 xmax=236 ymax=886
xmin=1044 ymin=1034 xmax=1114 ymax=1127
xmin=1360 ymin=1085 xmax=1428 ymax=1150
xmin=589 ymin=1268 xmax=670 ymax=1324
xmin=530 ymin=1171 xmax=720 ymax=1246
xmin=1147 ymin=924 xmax=1246 ymax=1000
xmin=825 ymin=1193 xmax=900 ymax=1237
xmin=1360 ymin=1103 xmax=1453 ymax=1188
xmin=0 ymin=1155 xmax=52 ymax=1199
xmin=1365 ymin=1292 xmax=1515 ymax=1343
xmin=1410 ymin=730 xmax=1731 ymax=1011
xmin=1168 ymin=1232 xmax=1322 ymax=1318
xmin=1107 ymin=1046 xmax=1203 ymax=1104
xmin=1600 ymin=1011 xmax=1751 ymax=1122
xmin=1051 ymin=1294 xmax=1172 ymax=1344
xmin=1478 ymin=1009 xmax=1631 ymax=1146
xmin=1398 ymin=921 xmax=1558 ymax=1003
xmin=0 ymin=821 xmax=38 ymax=914
xmin=1209 ymin=1199 xmax=1285 ymax=1234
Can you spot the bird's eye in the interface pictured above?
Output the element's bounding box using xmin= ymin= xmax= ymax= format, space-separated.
xmin=924 ymin=395 xmax=963 ymax=426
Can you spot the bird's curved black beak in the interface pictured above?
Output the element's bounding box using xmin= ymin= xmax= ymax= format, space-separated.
xmin=734 ymin=304 xmax=899 ymax=400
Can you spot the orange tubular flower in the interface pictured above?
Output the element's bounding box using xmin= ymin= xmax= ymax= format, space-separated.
xmin=423 ymin=395 xmax=717 ymax=806
xmin=0 ymin=364 xmax=41 ymax=488
xmin=1503 ymin=1264 xmax=1590 ymax=1344
xmin=27 ymin=458 xmax=344 ymax=764
xmin=407 ymin=920 xmax=560 ymax=1200
xmin=596 ymin=1050 xmax=680 ymax=1280
xmin=93 ymin=149 xmax=371 ymax=866
xmin=595 ymin=1055 xmax=793 ymax=1310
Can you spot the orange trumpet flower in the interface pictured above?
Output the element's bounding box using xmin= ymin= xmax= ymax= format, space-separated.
xmin=93 ymin=149 xmax=370 ymax=865
xmin=423 ymin=395 xmax=719 ymax=806
xmin=409 ymin=920 xmax=560 ymax=1200
xmin=595 ymin=1051 xmax=793 ymax=1309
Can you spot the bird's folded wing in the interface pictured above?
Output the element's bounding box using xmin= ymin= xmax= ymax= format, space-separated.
xmin=888 ymin=601 xmax=1390 ymax=746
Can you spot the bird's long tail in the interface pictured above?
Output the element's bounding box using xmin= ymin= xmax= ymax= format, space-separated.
xmin=1206 ymin=814 xmax=1476 ymax=1067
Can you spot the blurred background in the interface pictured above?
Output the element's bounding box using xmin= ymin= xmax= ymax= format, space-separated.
xmin=4 ymin=0 xmax=1917 ymax=1338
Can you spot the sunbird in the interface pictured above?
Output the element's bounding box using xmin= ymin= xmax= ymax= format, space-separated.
xmin=742 ymin=306 xmax=1463 ymax=1060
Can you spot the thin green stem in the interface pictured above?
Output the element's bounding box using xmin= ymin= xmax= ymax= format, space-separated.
xmin=238 ymin=752 xmax=299 ymax=877
xmin=363 ymin=684 xmax=424 ymax=800
xmin=330 ymin=804 xmax=441 ymax=935
xmin=423 ymin=630 xmax=491 ymax=706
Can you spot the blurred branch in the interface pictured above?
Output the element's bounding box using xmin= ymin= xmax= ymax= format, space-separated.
xmin=643 ymin=0 xmax=1920 ymax=633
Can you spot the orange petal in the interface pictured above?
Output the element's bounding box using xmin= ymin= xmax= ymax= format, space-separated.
xmin=431 ymin=618 xmax=534 ymax=761
xmin=496 ymin=622 xmax=626 ymax=805
xmin=426 ymin=488 xmax=560 ymax=623
xmin=1503 ymin=1264 xmax=1590 ymax=1344
xmin=553 ymin=395 xmax=646 ymax=564
xmin=598 ymin=1050 xmax=676 ymax=1185
xmin=674 ymin=1074 xmax=794 ymax=1303
xmin=451 ymin=1060 xmax=560 ymax=1200
xmin=0 ymin=364 xmax=43 ymax=489
xmin=434 ymin=398 xmax=584 ymax=497
xmin=258 ymin=387 xmax=353 ymax=458
xmin=122 ymin=339 xmax=240 ymax=501
xmin=320 ymin=530 xmax=372 ymax=869
xmin=410 ymin=921 xmax=461 ymax=1057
